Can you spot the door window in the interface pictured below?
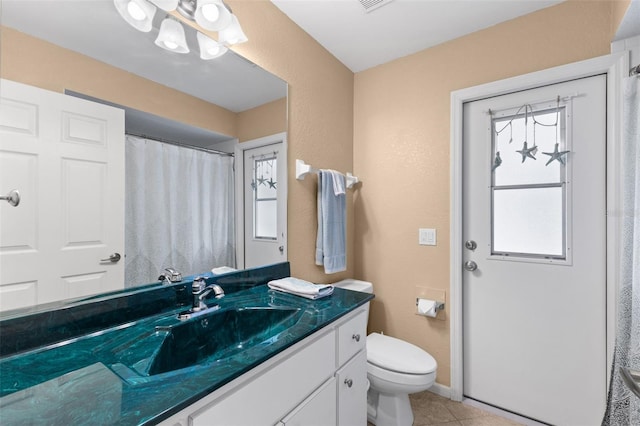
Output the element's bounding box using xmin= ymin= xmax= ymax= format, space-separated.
xmin=252 ymin=155 xmax=277 ymax=240
xmin=490 ymin=100 xmax=571 ymax=261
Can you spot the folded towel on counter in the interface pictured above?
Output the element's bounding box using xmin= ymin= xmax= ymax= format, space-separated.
xmin=268 ymin=277 xmax=334 ymax=300
xmin=211 ymin=266 xmax=237 ymax=275
xmin=315 ymin=170 xmax=347 ymax=274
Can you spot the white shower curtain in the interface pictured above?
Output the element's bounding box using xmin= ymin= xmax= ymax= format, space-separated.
xmin=124 ymin=135 xmax=235 ymax=286
xmin=603 ymin=75 xmax=640 ymax=425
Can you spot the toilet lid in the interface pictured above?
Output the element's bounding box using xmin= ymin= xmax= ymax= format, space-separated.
xmin=367 ymin=333 xmax=437 ymax=375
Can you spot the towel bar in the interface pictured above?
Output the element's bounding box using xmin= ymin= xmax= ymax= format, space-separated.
xmin=295 ymin=159 xmax=359 ymax=189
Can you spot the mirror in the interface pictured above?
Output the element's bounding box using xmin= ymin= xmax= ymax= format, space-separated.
xmin=0 ymin=0 xmax=287 ymax=312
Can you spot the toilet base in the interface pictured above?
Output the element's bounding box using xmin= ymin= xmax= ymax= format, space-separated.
xmin=366 ymin=388 xmax=414 ymax=426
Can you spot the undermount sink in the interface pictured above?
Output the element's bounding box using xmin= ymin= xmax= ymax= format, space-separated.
xmin=113 ymin=306 xmax=303 ymax=377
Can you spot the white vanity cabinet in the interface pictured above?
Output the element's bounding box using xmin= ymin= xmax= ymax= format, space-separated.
xmin=158 ymin=305 xmax=369 ymax=426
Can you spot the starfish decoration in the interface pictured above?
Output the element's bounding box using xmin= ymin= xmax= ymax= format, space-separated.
xmin=257 ymin=176 xmax=267 ymax=186
xmin=491 ymin=151 xmax=502 ymax=171
xmin=516 ymin=141 xmax=537 ymax=163
xmin=542 ymin=143 xmax=570 ymax=166
xmin=268 ymin=178 xmax=277 ymax=189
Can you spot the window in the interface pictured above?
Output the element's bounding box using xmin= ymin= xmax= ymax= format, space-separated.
xmin=253 ymin=156 xmax=277 ymax=240
xmin=491 ymin=101 xmax=570 ymax=261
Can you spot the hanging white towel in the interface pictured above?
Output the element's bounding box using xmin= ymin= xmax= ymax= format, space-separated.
xmin=315 ymin=170 xmax=347 ymax=274
xmin=268 ymin=277 xmax=334 ymax=300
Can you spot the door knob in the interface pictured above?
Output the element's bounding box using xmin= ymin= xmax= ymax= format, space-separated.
xmin=0 ymin=189 xmax=20 ymax=207
xmin=101 ymin=253 xmax=121 ymax=263
xmin=279 ymin=245 xmax=284 ymax=254
xmin=464 ymin=260 xmax=478 ymax=271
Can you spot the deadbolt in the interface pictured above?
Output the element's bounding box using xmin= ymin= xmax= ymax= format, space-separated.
xmin=465 ymin=240 xmax=477 ymax=251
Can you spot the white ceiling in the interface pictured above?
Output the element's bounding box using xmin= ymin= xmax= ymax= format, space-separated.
xmin=614 ymin=0 xmax=640 ymax=42
xmin=271 ymin=0 xmax=566 ymax=72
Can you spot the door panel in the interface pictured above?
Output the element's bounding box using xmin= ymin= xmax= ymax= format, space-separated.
xmin=0 ymin=79 xmax=125 ymax=310
xmin=462 ymin=75 xmax=606 ymax=425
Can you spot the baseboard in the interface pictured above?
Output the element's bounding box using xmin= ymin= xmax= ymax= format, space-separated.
xmin=462 ymin=398 xmax=549 ymax=426
xmin=427 ymin=382 xmax=451 ymax=399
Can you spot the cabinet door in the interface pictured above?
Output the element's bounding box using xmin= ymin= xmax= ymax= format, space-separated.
xmin=336 ymin=350 xmax=367 ymax=426
xmin=337 ymin=309 xmax=367 ymax=365
xmin=281 ymin=377 xmax=337 ymax=426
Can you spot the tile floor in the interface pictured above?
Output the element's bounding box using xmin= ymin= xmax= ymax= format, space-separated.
xmin=368 ymin=391 xmax=524 ymax=426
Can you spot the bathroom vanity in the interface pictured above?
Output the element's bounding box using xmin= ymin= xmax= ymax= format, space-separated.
xmin=161 ymin=308 xmax=368 ymax=426
xmin=0 ymin=263 xmax=373 ymax=425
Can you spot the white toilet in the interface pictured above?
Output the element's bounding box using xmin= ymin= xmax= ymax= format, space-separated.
xmin=332 ymin=279 xmax=437 ymax=426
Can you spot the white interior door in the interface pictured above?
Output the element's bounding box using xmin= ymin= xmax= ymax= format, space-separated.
xmin=243 ymin=141 xmax=287 ymax=268
xmin=462 ymin=75 xmax=607 ymax=425
xmin=0 ymin=79 xmax=125 ymax=311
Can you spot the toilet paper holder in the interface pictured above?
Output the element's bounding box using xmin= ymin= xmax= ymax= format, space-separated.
xmin=415 ymin=298 xmax=445 ymax=317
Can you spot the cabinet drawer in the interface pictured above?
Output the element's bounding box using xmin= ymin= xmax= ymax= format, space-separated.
xmin=336 ymin=350 xmax=367 ymax=426
xmin=337 ymin=308 xmax=367 ymax=366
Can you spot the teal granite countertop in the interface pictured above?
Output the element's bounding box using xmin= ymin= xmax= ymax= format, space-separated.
xmin=0 ymin=265 xmax=373 ymax=425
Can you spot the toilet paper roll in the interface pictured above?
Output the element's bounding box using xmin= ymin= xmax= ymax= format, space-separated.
xmin=417 ymin=298 xmax=437 ymax=317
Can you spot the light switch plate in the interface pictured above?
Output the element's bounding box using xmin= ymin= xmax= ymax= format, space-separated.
xmin=419 ymin=228 xmax=436 ymax=246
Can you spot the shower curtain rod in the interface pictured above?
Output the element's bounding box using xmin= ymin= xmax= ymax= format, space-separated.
xmin=126 ymin=132 xmax=234 ymax=156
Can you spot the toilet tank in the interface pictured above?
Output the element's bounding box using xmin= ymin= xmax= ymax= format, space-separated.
xmin=331 ymin=279 xmax=373 ymax=294
xmin=332 ymin=279 xmax=373 ymax=322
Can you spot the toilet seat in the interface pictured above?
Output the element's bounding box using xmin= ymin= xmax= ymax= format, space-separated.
xmin=367 ymin=361 xmax=435 ymax=388
xmin=367 ymin=333 xmax=437 ymax=374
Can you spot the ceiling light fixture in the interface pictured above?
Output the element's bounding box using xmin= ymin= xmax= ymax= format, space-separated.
xmin=155 ymin=17 xmax=189 ymax=53
xmin=114 ymin=0 xmax=246 ymax=60
xmin=196 ymin=31 xmax=228 ymax=59
xmin=218 ymin=14 xmax=248 ymax=45
xmin=114 ymin=0 xmax=157 ymax=32
xmin=193 ymin=0 xmax=231 ymax=31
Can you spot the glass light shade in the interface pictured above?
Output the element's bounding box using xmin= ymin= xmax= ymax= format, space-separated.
xmin=114 ymin=0 xmax=156 ymax=32
xmin=148 ymin=0 xmax=178 ymax=11
xmin=154 ymin=18 xmax=190 ymax=53
xmin=196 ymin=32 xmax=228 ymax=60
xmin=218 ymin=14 xmax=248 ymax=45
xmin=194 ymin=0 xmax=231 ymax=31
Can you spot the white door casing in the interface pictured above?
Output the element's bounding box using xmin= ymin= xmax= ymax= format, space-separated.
xmin=450 ymin=52 xmax=626 ymax=410
xmin=0 ymin=79 xmax=125 ymax=311
xmin=235 ymin=133 xmax=287 ymax=269
xmin=463 ymin=75 xmax=606 ymax=425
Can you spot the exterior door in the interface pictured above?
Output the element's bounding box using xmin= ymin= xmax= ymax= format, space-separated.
xmin=243 ymin=142 xmax=286 ymax=268
xmin=462 ymin=75 xmax=606 ymax=425
xmin=0 ymin=79 xmax=125 ymax=311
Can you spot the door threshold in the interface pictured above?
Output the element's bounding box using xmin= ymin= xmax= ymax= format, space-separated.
xmin=462 ymin=397 xmax=550 ymax=426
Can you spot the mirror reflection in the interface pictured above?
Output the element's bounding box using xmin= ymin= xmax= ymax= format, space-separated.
xmin=0 ymin=0 xmax=288 ymax=312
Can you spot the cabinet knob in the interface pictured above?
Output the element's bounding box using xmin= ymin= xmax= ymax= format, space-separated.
xmin=344 ymin=378 xmax=353 ymax=388
xmin=352 ymin=333 xmax=360 ymax=342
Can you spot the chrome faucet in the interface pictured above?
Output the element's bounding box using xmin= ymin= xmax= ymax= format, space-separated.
xmin=190 ymin=277 xmax=225 ymax=312
xmin=159 ymin=267 xmax=182 ymax=284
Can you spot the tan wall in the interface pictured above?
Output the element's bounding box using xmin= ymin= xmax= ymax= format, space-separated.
xmin=0 ymin=27 xmax=237 ymax=138
xmin=353 ymin=0 xmax=621 ymax=387
xmin=237 ymin=97 xmax=287 ymax=142
xmin=228 ymin=0 xmax=355 ymax=282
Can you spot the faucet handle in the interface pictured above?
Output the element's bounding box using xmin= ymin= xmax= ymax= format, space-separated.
xmin=164 ymin=268 xmax=182 ymax=282
xmin=192 ymin=276 xmax=207 ymax=293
